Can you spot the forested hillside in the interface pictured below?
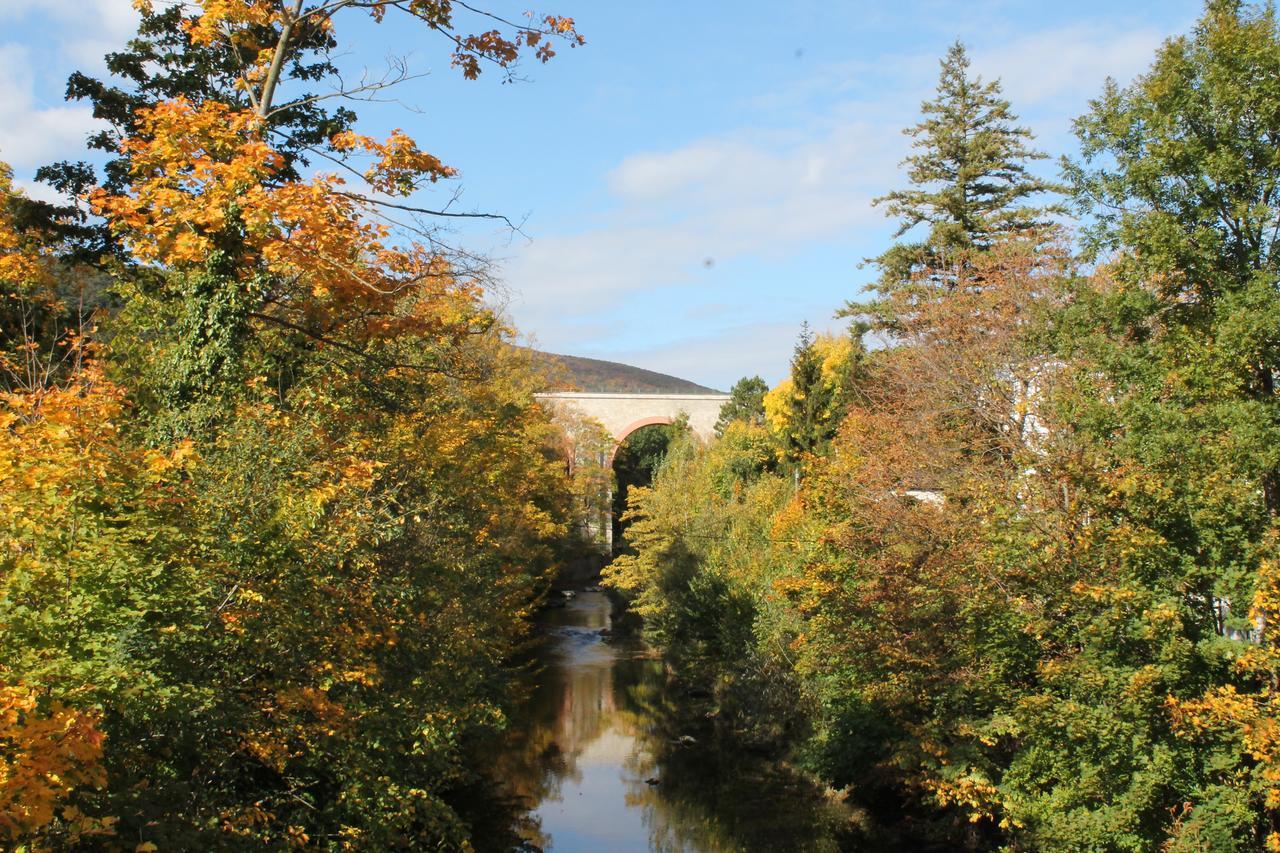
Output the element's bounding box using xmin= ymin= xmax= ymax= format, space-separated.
xmin=526 ymin=348 xmax=719 ymax=394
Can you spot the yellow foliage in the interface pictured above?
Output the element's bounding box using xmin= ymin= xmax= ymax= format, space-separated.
xmin=763 ymin=378 xmax=792 ymax=434
xmin=0 ymin=163 xmax=53 ymax=296
xmin=762 ymin=332 xmax=854 ymax=440
xmin=922 ymin=771 xmax=1005 ymax=823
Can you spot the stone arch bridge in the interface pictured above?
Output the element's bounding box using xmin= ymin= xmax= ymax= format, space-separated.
xmin=535 ymin=391 xmax=730 ymax=555
xmin=534 ymin=391 xmax=730 ymax=456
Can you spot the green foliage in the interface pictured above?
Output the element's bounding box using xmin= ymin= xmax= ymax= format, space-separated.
xmin=783 ymin=325 xmax=830 ymax=461
xmin=1 ymin=281 xmax=578 ymax=847
xmin=1047 ymin=2 xmax=1280 ymax=844
xmin=1066 ymin=0 xmax=1280 ymax=522
xmin=605 ymin=422 xmax=813 ymax=748
xmin=612 ymin=419 xmax=685 ymax=548
xmin=715 ymin=375 xmax=769 ymax=435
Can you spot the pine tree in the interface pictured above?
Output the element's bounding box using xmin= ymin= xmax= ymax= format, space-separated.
xmin=850 ymin=41 xmax=1059 ymax=320
xmin=783 ymin=324 xmax=834 ymax=462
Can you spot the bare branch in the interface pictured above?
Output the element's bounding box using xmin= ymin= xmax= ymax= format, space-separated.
xmin=333 ymin=189 xmax=521 ymax=231
xmin=266 ymin=55 xmax=429 ymax=118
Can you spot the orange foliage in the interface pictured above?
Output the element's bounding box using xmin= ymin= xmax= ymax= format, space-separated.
xmin=92 ymin=99 xmax=281 ymax=266
xmin=330 ymin=129 xmax=456 ymax=195
xmin=0 ymin=685 xmax=109 ymax=844
xmin=91 ymin=97 xmax=479 ymax=338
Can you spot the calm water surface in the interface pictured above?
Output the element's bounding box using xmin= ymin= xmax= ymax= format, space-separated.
xmin=480 ymin=590 xmax=858 ymax=852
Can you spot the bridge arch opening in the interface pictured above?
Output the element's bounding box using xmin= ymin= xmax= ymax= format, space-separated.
xmin=609 ymin=416 xmax=675 ymax=465
xmin=534 ymin=392 xmax=731 ymax=557
xmin=611 ymin=421 xmax=678 ymax=551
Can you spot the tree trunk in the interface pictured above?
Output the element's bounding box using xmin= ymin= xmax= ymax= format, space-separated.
xmin=257 ymin=0 xmax=305 ymax=118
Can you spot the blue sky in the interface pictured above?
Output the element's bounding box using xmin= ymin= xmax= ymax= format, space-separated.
xmin=0 ymin=0 xmax=1204 ymax=388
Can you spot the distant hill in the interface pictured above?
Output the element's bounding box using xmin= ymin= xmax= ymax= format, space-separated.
xmin=526 ymin=349 xmax=721 ymax=394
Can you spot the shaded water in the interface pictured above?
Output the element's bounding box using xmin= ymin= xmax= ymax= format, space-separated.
xmin=479 ymin=591 xmax=859 ymax=852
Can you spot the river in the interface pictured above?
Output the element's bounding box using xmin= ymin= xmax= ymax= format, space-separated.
xmin=474 ymin=590 xmax=861 ymax=852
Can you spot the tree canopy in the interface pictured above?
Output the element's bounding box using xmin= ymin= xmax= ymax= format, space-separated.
xmin=849 ymin=40 xmax=1061 ymax=330
xmin=0 ymin=2 xmax=588 ymax=847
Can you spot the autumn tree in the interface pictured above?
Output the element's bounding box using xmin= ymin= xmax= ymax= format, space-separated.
xmin=57 ymin=1 xmax=582 ymax=417
xmin=42 ymin=1 xmax=582 ymax=232
xmin=1059 ymin=0 xmax=1280 ymax=844
xmin=604 ymin=418 xmax=807 ymax=747
xmin=0 ymin=165 xmax=125 ymax=850
xmin=2 ymin=2 xmax=588 ymax=847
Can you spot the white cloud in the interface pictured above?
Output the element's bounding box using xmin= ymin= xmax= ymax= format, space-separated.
xmin=0 ymin=0 xmax=140 ymax=170
xmin=973 ymin=24 xmax=1170 ymax=111
xmin=0 ymin=0 xmax=139 ymax=63
xmin=508 ymin=118 xmax=902 ymax=324
xmin=0 ymin=44 xmax=102 ymax=169
xmin=502 ymin=16 xmax=1185 ymax=384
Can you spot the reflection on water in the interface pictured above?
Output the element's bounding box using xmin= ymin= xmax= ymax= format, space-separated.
xmin=480 ymin=591 xmax=859 ymax=852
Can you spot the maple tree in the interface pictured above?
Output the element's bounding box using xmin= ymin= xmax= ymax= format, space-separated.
xmin=54 ymin=1 xmax=582 ymax=413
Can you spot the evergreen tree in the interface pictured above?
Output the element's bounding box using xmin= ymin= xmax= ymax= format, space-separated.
xmin=847 ymin=41 xmax=1059 ymax=326
xmin=783 ymin=324 xmax=835 ymax=462
xmin=715 ymin=375 xmax=769 ymax=435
